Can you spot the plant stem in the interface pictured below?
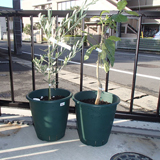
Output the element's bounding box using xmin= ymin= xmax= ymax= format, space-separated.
xmin=48 ymin=44 xmax=51 ymax=100
xmin=95 ymin=22 xmax=104 ymax=105
xmin=95 ymin=54 xmax=102 ymax=105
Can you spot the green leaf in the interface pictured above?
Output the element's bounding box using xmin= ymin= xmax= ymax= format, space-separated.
xmin=103 ymin=59 xmax=109 ymax=73
xmin=64 ymin=57 xmax=68 ymax=65
xmin=48 ymin=9 xmax=51 ymax=21
xmin=104 ymin=39 xmax=115 ymax=66
xmin=117 ymin=0 xmax=127 ymax=12
xmin=107 ymin=52 xmax=115 ymax=67
xmin=82 ymin=31 xmax=93 ymax=38
xmin=55 ymin=53 xmax=59 ymax=58
xmin=92 ymin=16 xmax=100 ymax=19
xmin=84 ymin=45 xmax=99 ymax=60
xmin=78 ymin=36 xmax=85 ymax=49
xmin=111 ymin=14 xmax=128 ymax=22
xmin=105 ymin=39 xmax=115 ymax=54
xmin=108 ymin=36 xmax=121 ymax=42
xmin=125 ymin=10 xmax=139 ymax=16
xmin=101 ymin=43 xmax=107 ymax=59
xmin=100 ymin=10 xmax=110 ymax=16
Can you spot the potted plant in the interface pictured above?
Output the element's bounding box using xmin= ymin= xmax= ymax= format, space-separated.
xmin=73 ymin=0 xmax=138 ymax=146
xmin=26 ymin=0 xmax=97 ymax=142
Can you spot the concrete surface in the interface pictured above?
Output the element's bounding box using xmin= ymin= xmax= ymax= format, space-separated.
xmin=0 ymin=107 xmax=160 ymax=160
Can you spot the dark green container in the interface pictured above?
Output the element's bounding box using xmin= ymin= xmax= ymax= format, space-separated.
xmin=26 ymin=88 xmax=72 ymax=142
xmin=73 ymin=91 xmax=120 ymax=147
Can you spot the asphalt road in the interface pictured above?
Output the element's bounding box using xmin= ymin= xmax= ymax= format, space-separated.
xmin=0 ymin=40 xmax=160 ymax=97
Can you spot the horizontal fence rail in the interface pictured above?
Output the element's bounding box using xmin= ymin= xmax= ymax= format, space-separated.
xmin=0 ymin=9 xmax=160 ymax=122
xmin=117 ymin=38 xmax=160 ymax=51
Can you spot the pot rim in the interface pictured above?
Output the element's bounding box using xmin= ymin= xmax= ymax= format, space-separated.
xmin=72 ymin=90 xmax=120 ymax=107
xmin=26 ymin=88 xmax=72 ymax=103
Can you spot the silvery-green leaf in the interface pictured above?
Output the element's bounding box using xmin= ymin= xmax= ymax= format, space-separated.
xmin=84 ymin=45 xmax=99 ymax=60
xmin=48 ymin=9 xmax=51 ymax=21
xmin=68 ymin=20 xmax=71 ymax=29
xmin=72 ymin=9 xmax=76 ymax=17
xmin=78 ymin=36 xmax=85 ymax=49
xmin=66 ymin=13 xmax=69 ymax=20
xmin=100 ymin=10 xmax=110 ymax=16
xmin=52 ymin=61 xmax=56 ymax=66
xmin=45 ymin=20 xmax=50 ymax=31
xmin=64 ymin=57 xmax=68 ymax=65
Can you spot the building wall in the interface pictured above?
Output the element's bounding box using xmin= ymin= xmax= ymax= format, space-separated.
xmin=127 ymin=0 xmax=160 ymax=36
xmin=127 ymin=0 xmax=160 ymax=9
xmin=21 ymin=0 xmax=35 ymax=10
xmin=21 ymin=0 xmax=36 ymax=27
xmin=0 ymin=17 xmax=6 ymax=40
xmin=21 ymin=0 xmax=118 ymax=11
xmin=0 ymin=17 xmax=13 ymax=40
xmin=53 ymin=0 xmax=118 ymax=10
xmin=21 ymin=0 xmax=118 ymax=29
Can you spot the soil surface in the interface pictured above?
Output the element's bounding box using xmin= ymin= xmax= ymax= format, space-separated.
xmin=80 ymin=98 xmax=110 ymax=105
xmin=39 ymin=95 xmax=65 ymax=101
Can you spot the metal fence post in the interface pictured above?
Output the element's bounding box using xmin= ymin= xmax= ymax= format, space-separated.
xmin=56 ymin=15 xmax=58 ymax=88
xmin=157 ymin=87 xmax=160 ymax=117
xmin=7 ymin=16 xmax=15 ymax=102
xmin=80 ymin=18 xmax=85 ymax=91
xmin=105 ymin=28 xmax=111 ymax=92
xmin=30 ymin=16 xmax=35 ymax=91
xmin=130 ymin=16 xmax=142 ymax=113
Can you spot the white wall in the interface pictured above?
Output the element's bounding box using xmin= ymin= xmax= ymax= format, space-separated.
xmin=51 ymin=0 xmax=118 ymax=10
xmin=21 ymin=0 xmax=35 ymax=10
xmin=0 ymin=17 xmax=6 ymax=40
xmin=88 ymin=0 xmax=118 ymax=10
xmin=21 ymin=0 xmax=37 ymax=27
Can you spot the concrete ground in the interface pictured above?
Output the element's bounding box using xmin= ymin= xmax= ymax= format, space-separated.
xmin=0 ymin=107 xmax=160 ymax=160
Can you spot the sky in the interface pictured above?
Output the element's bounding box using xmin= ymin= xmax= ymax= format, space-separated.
xmin=0 ymin=0 xmax=13 ymax=8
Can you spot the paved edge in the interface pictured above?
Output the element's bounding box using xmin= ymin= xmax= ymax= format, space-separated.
xmin=1 ymin=109 xmax=160 ymax=139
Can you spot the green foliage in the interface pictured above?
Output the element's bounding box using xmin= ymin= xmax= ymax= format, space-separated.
xmin=111 ymin=14 xmax=128 ymax=23
xmin=23 ymin=24 xmax=31 ymax=35
xmin=117 ymin=0 xmax=127 ymax=12
xmin=84 ymin=45 xmax=99 ymax=60
xmin=64 ymin=35 xmax=82 ymax=37
xmin=33 ymin=0 xmax=98 ymax=100
xmin=84 ymin=0 xmax=138 ymax=105
xmin=85 ymin=0 xmax=138 ymax=73
xmin=43 ymin=37 xmax=47 ymax=41
xmin=125 ymin=10 xmax=139 ymax=16
xmin=34 ymin=23 xmax=41 ymax=30
xmin=65 ymin=5 xmax=90 ymax=35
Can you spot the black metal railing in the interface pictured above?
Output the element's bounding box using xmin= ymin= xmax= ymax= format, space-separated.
xmin=0 ymin=9 xmax=160 ymax=122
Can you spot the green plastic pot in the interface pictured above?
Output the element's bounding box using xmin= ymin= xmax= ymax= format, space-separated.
xmin=26 ymin=88 xmax=72 ymax=142
xmin=73 ymin=91 xmax=120 ymax=147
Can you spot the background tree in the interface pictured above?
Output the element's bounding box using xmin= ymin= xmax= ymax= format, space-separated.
xmin=23 ymin=24 xmax=31 ymax=35
xmin=23 ymin=24 xmax=36 ymax=35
